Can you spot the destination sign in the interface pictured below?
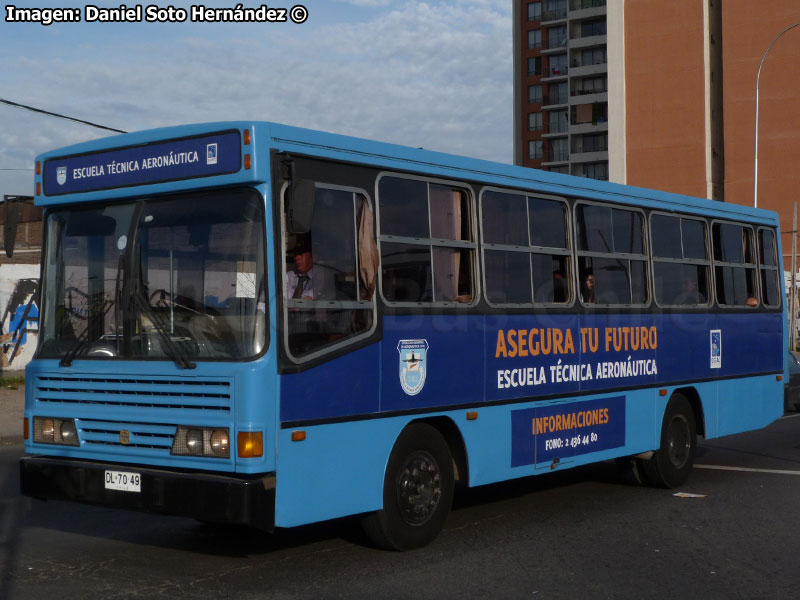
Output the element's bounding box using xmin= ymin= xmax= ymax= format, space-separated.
xmin=43 ymin=130 xmax=241 ymax=196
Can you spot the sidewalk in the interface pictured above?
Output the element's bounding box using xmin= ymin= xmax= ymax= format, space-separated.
xmin=0 ymin=373 xmax=25 ymax=445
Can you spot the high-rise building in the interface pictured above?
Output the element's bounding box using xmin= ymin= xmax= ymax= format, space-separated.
xmin=513 ymin=0 xmax=800 ymax=248
xmin=513 ymin=0 xmax=611 ymax=180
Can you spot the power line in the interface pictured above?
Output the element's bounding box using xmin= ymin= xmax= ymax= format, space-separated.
xmin=0 ymin=97 xmax=127 ymax=134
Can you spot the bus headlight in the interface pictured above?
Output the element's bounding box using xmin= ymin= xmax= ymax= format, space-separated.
xmin=172 ymin=427 xmax=230 ymax=458
xmin=33 ymin=417 xmax=80 ymax=446
xmin=210 ymin=430 xmax=229 ymax=456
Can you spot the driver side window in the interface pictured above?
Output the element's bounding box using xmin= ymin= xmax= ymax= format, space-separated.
xmin=283 ymin=184 xmax=377 ymax=361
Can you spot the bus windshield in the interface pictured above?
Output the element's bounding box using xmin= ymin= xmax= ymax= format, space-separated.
xmin=38 ymin=188 xmax=267 ymax=363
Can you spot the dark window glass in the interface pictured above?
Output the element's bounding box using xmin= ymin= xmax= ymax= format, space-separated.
xmin=378 ymin=177 xmax=429 ymax=238
xmin=532 ymin=253 xmax=569 ymax=303
xmin=714 ymin=223 xmax=746 ymax=264
xmin=759 ymin=229 xmax=776 ymax=266
xmin=482 ymin=190 xmax=528 ymax=245
xmin=654 ymin=263 xmax=709 ymax=306
xmin=612 ymin=208 xmax=643 ymax=254
xmin=715 ymin=266 xmax=756 ymax=306
xmin=578 ymin=205 xmax=642 ymax=254
xmin=381 ymin=242 xmax=432 ymax=302
xmin=529 ymin=197 xmax=567 ymax=248
xmin=577 ymin=204 xmax=611 ymax=252
xmin=761 ymin=270 xmax=780 ymax=306
xmin=591 ymin=257 xmax=634 ymax=304
xmin=651 ymin=214 xmax=682 ymax=259
xmin=682 ymin=219 xmax=707 ymax=259
xmin=484 ymin=250 xmax=532 ymax=304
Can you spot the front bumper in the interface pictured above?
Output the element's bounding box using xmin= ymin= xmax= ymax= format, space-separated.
xmin=20 ymin=456 xmax=275 ymax=530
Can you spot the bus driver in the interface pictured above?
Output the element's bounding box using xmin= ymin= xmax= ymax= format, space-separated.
xmin=285 ymin=233 xmax=333 ymax=300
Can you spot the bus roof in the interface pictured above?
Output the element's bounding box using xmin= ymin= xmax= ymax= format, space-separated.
xmin=34 ymin=120 xmax=778 ymax=226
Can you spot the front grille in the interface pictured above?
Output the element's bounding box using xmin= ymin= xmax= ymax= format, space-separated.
xmin=32 ymin=374 xmax=234 ymax=457
xmin=34 ymin=375 xmax=232 ymax=412
xmin=79 ymin=419 xmax=176 ymax=451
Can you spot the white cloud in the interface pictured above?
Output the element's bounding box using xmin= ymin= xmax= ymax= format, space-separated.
xmin=0 ymin=1 xmax=512 ymax=195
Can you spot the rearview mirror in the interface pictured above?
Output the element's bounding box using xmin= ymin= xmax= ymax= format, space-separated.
xmin=286 ymin=179 xmax=315 ymax=234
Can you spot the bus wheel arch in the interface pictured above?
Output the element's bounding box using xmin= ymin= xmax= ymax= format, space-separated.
xmin=361 ymin=420 xmax=459 ymax=550
xmin=673 ymin=386 xmax=706 ymax=438
xmin=639 ymin=392 xmax=698 ymax=488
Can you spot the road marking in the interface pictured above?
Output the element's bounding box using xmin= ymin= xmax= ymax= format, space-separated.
xmin=696 ymin=464 xmax=800 ymax=476
xmin=780 ymin=413 xmax=800 ymax=419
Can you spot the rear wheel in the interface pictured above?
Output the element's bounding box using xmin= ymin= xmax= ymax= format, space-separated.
xmin=641 ymin=395 xmax=697 ymax=488
xmin=362 ymin=423 xmax=454 ymax=550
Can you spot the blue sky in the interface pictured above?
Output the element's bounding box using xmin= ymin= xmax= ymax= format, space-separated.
xmin=1 ymin=0 xmax=512 ymax=195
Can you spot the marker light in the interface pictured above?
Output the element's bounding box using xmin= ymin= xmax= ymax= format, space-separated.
xmin=466 ymin=411 xmax=478 ymax=421
xmin=243 ymin=129 xmax=251 ymax=145
xmin=291 ymin=430 xmax=306 ymax=442
xmin=35 ymin=161 xmax=41 ymax=175
xmin=23 ymin=417 xmax=29 ymax=440
xmin=238 ymin=431 xmax=263 ymax=458
xmin=36 ymin=182 xmax=41 ymax=196
xmin=244 ymin=154 xmax=251 ymax=170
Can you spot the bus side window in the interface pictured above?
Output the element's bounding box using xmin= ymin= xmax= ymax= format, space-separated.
xmin=575 ymin=203 xmax=648 ymax=306
xmin=713 ymin=222 xmax=758 ymax=307
xmin=480 ymin=190 xmax=571 ymax=306
xmin=283 ymin=187 xmax=376 ymax=359
xmin=379 ymin=176 xmax=476 ymax=305
xmin=758 ymin=228 xmax=781 ymax=308
xmin=651 ymin=214 xmax=710 ymax=307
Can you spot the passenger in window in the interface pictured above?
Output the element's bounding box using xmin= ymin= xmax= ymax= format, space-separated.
xmin=745 ymin=296 xmax=758 ymax=307
xmin=580 ymin=270 xmax=595 ymax=303
xmin=286 ymin=233 xmax=333 ymax=300
xmin=676 ymin=275 xmax=706 ymax=305
xmin=553 ymin=269 xmax=568 ymax=303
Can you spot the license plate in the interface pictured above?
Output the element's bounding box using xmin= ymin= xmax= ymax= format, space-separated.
xmin=104 ymin=470 xmax=141 ymax=493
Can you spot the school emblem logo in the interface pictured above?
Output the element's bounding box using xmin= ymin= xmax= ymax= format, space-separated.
xmin=398 ymin=339 xmax=429 ymax=396
xmin=206 ymin=143 xmax=218 ymax=165
xmin=119 ymin=429 xmax=130 ymax=445
xmin=56 ymin=166 xmax=67 ymax=185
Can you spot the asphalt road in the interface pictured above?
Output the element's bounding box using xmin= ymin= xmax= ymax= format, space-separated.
xmin=2 ymin=414 xmax=800 ymax=599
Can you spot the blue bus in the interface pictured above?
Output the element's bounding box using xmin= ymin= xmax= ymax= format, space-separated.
xmin=20 ymin=122 xmax=786 ymax=549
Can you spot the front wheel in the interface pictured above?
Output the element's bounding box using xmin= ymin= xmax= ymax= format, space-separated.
xmin=362 ymin=423 xmax=454 ymax=550
xmin=640 ymin=395 xmax=697 ymax=488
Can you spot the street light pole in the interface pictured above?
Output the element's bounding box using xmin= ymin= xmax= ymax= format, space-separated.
xmin=754 ymin=22 xmax=800 ymax=208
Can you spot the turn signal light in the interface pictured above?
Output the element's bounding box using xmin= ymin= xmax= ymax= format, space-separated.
xmin=23 ymin=417 xmax=29 ymax=440
xmin=238 ymin=431 xmax=263 ymax=458
xmin=291 ymin=430 xmax=306 ymax=442
xmin=243 ymin=129 xmax=251 ymax=145
xmin=244 ymin=154 xmax=251 ymax=170
xmin=35 ymin=161 xmax=41 ymax=175
xmin=36 ymin=182 xmax=41 ymax=196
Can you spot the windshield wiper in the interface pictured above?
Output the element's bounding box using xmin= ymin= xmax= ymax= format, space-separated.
xmin=131 ymin=291 xmax=196 ymax=370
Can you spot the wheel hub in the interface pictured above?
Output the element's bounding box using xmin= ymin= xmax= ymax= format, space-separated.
xmin=397 ymin=451 xmax=442 ymax=525
xmin=667 ymin=414 xmax=691 ymax=469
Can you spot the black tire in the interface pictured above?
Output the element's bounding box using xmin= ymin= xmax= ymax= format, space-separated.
xmin=641 ymin=395 xmax=697 ymax=488
xmin=361 ymin=423 xmax=454 ymax=551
